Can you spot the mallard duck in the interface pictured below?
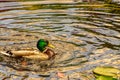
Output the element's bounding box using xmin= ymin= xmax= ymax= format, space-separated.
xmin=0 ymin=39 xmax=55 ymax=60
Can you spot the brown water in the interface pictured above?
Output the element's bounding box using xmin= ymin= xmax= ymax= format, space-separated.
xmin=0 ymin=0 xmax=120 ymax=80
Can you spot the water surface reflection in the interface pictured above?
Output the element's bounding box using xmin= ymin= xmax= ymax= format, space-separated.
xmin=0 ymin=0 xmax=120 ymax=79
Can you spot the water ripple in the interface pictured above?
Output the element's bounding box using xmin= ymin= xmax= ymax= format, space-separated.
xmin=0 ymin=1 xmax=120 ymax=79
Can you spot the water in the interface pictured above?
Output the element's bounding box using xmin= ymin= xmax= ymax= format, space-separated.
xmin=0 ymin=0 xmax=120 ymax=80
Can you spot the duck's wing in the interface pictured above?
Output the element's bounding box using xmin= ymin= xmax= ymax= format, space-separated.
xmin=0 ymin=50 xmax=40 ymax=57
xmin=11 ymin=50 xmax=41 ymax=56
xmin=23 ymin=54 xmax=49 ymax=60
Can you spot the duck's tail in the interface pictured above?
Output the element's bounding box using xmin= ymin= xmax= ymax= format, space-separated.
xmin=0 ymin=51 xmax=12 ymax=57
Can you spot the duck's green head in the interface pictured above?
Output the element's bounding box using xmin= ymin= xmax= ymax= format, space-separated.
xmin=37 ymin=39 xmax=55 ymax=52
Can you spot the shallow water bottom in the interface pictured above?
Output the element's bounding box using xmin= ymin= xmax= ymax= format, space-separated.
xmin=0 ymin=28 xmax=120 ymax=80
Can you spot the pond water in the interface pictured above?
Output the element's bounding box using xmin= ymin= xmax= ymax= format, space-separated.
xmin=0 ymin=0 xmax=120 ymax=80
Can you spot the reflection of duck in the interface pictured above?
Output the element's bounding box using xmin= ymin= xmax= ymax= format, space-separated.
xmin=1 ymin=39 xmax=55 ymax=60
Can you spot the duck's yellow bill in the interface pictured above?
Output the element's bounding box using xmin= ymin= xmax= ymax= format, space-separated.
xmin=48 ymin=44 xmax=55 ymax=48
